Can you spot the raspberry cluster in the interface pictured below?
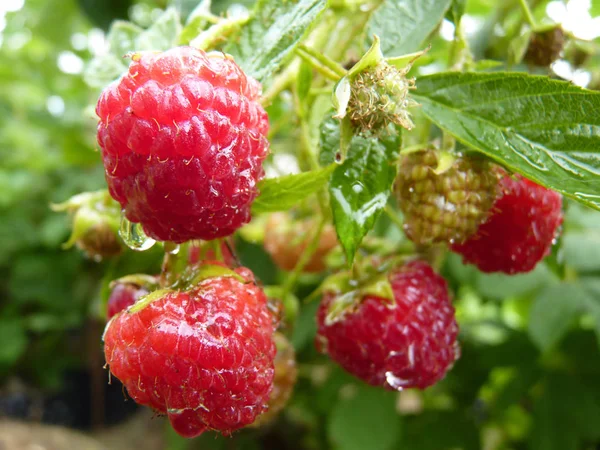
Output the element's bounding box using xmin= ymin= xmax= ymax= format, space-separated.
xmin=88 ymin=42 xmax=567 ymax=442
xmin=395 ymin=148 xmax=562 ymax=274
xmin=96 ymin=46 xmax=269 ymax=243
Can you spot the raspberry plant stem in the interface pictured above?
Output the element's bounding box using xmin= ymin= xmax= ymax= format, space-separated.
xmin=296 ymin=45 xmax=347 ymax=78
xmin=384 ymin=205 xmax=405 ymax=234
xmin=280 ymin=217 xmax=327 ymax=300
xmin=293 ymin=78 xmax=329 ymax=214
xmin=160 ymin=242 xmax=190 ymax=287
xmin=296 ymin=48 xmax=344 ymax=82
xmin=262 ymin=61 xmax=299 ymax=106
xmin=517 ymin=0 xmax=537 ymax=28
xmin=189 ymin=15 xmax=250 ymax=50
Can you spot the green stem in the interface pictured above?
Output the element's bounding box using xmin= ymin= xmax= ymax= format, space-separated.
xmin=190 ymin=15 xmax=249 ymax=50
xmin=517 ymin=0 xmax=536 ymax=28
xmin=214 ymin=239 xmax=223 ymax=261
xmin=448 ymin=21 xmax=474 ymax=71
xmin=384 ymin=205 xmax=405 ymax=234
xmin=296 ymin=48 xmax=344 ymax=81
xmin=309 ymin=86 xmax=334 ymax=96
xmin=400 ymin=143 xmax=431 ymax=154
xmin=160 ymin=242 xmax=190 ymax=287
xmin=261 ymin=60 xmax=299 ymax=106
xmin=293 ymin=80 xmax=329 ymax=214
xmin=297 ymin=45 xmax=347 ymax=77
xmin=441 ymin=131 xmax=456 ymax=153
xmin=281 ymin=217 xmax=326 ymax=299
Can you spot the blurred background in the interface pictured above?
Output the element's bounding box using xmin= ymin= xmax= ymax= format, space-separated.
xmin=1 ymin=0 xmax=600 ymax=449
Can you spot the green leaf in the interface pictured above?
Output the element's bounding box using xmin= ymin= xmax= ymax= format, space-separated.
xmin=578 ymin=278 xmax=600 ymax=345
xmin=0 ymin=319 xmax=27 ymax=369
xmin=252 ymin=165 xmax=335 ymax=213
xmin=368 ymin=0 xmax=453 ymax=57
xmin=412 ymin=72 xmax=600 ymax=210
xmin=224 ymin=0 xmax=327 ymax=85
xmin=530 ymin=374 xmax=600 ymax=450
xmin=83 ymin=54 xmax=128 ymax=88
xmin=319 ymin=115 xmax=340 ymax=166
xmin=328 ymin=384 xmax=400 ymax=450
xmin=475 ymin=263 xmax=553 ymax=300
xmin=107 ymin=20 xmax=143 ymax=56
xmin=528 ymin=282 xmax=584 ymax=352
xmin=329 ymin=128 xmax=401 ymax=264
xmin=563 ymin=232 xmax=600 ymax=272
xmin=400 ymin=411 xmax=479 ymax=450
xmin=135 ymin=8 xmax=182 ymax=51
xmin=445 ymin=0 xmax=466 ymax=25
xmin=296 ymin=60 xmax=313 ymax=116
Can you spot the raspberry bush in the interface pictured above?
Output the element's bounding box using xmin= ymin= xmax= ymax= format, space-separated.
xmin=3 ymin=0 xmax=600 ymax=449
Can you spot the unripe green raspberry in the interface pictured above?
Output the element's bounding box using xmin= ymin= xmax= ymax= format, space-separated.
xmin=524 ymin=26 xmax=566 ymax=67
xmin=396 ymin=149 xmax=499 ymax=246
xmin=348 ymin=62 xmax=417 ymax=133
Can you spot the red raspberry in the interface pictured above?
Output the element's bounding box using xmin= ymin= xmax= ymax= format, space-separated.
xmin=451 ymin=174 xmax=563 ymax=274
xmin=103 ymin=265 xmax=276 ymax=437
xmin=316 ymin=261 xmax=459 ymax=390
xmin=96 ymin=47 xmax=270 ymax=243
xmin=106 ymin=281 xmax=150 ymax=319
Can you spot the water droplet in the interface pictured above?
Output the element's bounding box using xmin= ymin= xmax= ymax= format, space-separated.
xmin=119 ymin=216 xmax=156 ymax=251
xmin=385 ymin=371 xmax=407 ymax=391
xmin=352 ymin=182 xmax=364 ymax=194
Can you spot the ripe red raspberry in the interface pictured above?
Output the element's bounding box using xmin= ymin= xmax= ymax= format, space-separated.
xmin=451 ymin=174 xmax=563 ymax=274
xmin=106 ymin=281 xmax=150 ymax=319
xmin=396 ymin=149 xmax=499 ymax=246
xmin=316 ymin=261 xmax=459 ymax=390
xmin=264 ymin=212 xmax=337 ymax=273
xmin=96 ymin=46 xmax=270 ymax=243
xmin=103 ymin=265 xmax=276 ymax=437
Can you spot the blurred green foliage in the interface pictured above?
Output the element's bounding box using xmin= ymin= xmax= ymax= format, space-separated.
xmin=1 ymin=0 xmax=600 ymax=449
xmin=0 ymin=0 xmax=105 ymax=387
